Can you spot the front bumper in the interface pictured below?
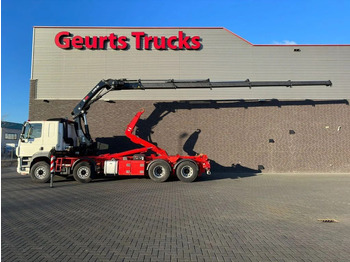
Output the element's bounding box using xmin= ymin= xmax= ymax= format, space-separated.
xmin=16 ymin=157 xmax=30 ymax=175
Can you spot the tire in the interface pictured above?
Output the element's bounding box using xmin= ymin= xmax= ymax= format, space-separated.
xmin=148 ymin=160 xmax=171 ymax=183
xmin=73 ymin=161 xmax=94 ymax=183
xmin=30 ymin=161 xmax=51 ymax=183
xmin=176 ymin=161 xmax=198 ymax=182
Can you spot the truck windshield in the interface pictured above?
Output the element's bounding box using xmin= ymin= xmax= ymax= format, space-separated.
xmin=23 ymin=123 xmax=42 ymax=139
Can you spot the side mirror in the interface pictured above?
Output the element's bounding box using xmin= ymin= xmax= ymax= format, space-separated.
xmin=27 ymin=126 xmax=33 ymax=139
xmin=20 ymin=122 xmax=32 ymax=141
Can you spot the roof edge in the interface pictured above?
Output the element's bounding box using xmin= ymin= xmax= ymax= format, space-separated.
xmin=33 ymin=26 xmax=225 ymax=30
xmin=223 ymin=27 xmax=350 ymax=46
xmin=33 ymin=26 xmax=350 ymax=46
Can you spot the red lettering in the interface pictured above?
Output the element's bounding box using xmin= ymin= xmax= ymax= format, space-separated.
xmin=167 ymin=36 xmax=178 ymax=49
xmin=118 ymin=36 xmax=128 ymax=49
xmin=72 ymin=36 xmax=84 ymax=49
xmin=99 ymin=36 xmax=108 ymax=49
xmin=55 ymin=31 xmax=71 ymax=49
xmin=191 ymin=36 xmax=201 ymax=50
xmin=85 ymin=36 xmax=98 ymax=49
xmin=109 ymin=33 xmax=118 ymax=49
xmin=55 ymin=31 xmax=201 ymax=51
xmin=178 ymin=31 xmax=191 ymax=49
xmin=153 ymin=36 xmax=167 ymax=50
xmin=132 ymin=32 xmax=145 ymax=49
xmin=144 ymin=36 xmax=153 ymax=49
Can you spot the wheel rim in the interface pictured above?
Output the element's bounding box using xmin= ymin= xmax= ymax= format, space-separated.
xmin=35 ymin=167 xmax=47 ymax=179
xmin=181 ymin=166 xmax=194 ymax=178
xmin=153 ymin=165 xmax=165 ymax=178
xmin=77 ymin=166 xmax=90 ymax=179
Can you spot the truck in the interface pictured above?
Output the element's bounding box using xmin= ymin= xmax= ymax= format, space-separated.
xmin=16 ymin=78 xmax=332 ymax=183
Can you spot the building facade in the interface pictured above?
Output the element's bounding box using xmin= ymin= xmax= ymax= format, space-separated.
xmin=29 ymin=27 xmax=350 ymax=173
xmin=1 ymin=121 xmax=23 ymax=159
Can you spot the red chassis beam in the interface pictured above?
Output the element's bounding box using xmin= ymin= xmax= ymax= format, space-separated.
xmin=54 ymin=110 xmax=211 ymax=177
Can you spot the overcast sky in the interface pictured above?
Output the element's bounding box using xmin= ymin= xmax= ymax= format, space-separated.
xmin=1 ymin=0 xmax=350 ymax=123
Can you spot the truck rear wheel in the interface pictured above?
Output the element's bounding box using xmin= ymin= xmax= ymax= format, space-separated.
xmin=30 ymin=161 xmax=50 ymax=183
xmin=148 ymin=160 xmax=171 ymax=183
xmin=73 ymin=161 xmax=94 ymax=183
xmin=176 ymin=161 xmax=198 ymax=182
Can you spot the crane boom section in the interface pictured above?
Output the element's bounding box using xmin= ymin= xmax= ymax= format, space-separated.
xmin=72 ymin=78 xmax=332 ymax=119
xmin=71 ymin=78 xmax=332 ymax=148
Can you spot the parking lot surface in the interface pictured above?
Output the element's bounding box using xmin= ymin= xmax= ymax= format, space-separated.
xmin=2 ymin=167 xmax=350 ymax=262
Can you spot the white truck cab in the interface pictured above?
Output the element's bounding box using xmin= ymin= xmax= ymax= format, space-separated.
xmin=17 ymin=119 xmax=77 ymax=182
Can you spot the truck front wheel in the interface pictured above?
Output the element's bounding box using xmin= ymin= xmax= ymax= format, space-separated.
xmin=73 ymin=161 xmax=94 ymax=183
xmin=30 ymin=161 xmax=50 ymax=183
xmin=148 ymin=160 xmax=171 ymax=183
xmin=176 ymin=161 xmax=198 ymax=182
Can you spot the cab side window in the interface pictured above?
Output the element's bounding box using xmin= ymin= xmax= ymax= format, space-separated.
xmin=24 ymin=124 xmax=42 ymax=139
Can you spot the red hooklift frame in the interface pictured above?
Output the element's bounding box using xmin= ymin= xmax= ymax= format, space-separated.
xmin=54 ymin=110 xmax=211 ymax=178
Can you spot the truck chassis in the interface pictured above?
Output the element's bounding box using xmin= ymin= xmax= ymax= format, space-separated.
xmin=48 ymin=110 xmax=210 ymax=183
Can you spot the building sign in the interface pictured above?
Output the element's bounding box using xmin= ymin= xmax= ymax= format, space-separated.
xmin=54 ymin=31 xmax=202 ymax=50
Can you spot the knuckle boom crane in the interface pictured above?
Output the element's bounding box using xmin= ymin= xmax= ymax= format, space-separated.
xmin=17 ymin=78 xmax=332 ymax=184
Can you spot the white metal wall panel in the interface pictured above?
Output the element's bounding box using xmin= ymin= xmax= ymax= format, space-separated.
xmin=32 ymin=27 xmax=350 ymax=100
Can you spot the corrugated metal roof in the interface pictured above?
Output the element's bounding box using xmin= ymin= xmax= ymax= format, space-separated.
xmin=1 ymin=121 xmax=23 ymax=130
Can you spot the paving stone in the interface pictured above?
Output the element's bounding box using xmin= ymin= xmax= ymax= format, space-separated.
xmin=1 ymin=167 xmax=350 ymax=261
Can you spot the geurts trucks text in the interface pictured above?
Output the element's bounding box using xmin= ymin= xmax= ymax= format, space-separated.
xmin=16 ymin=79 xmax=332 ymax=183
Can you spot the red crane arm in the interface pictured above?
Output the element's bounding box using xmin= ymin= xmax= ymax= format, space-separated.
xmin=125 ymin=109 xmax=169 ymax=157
